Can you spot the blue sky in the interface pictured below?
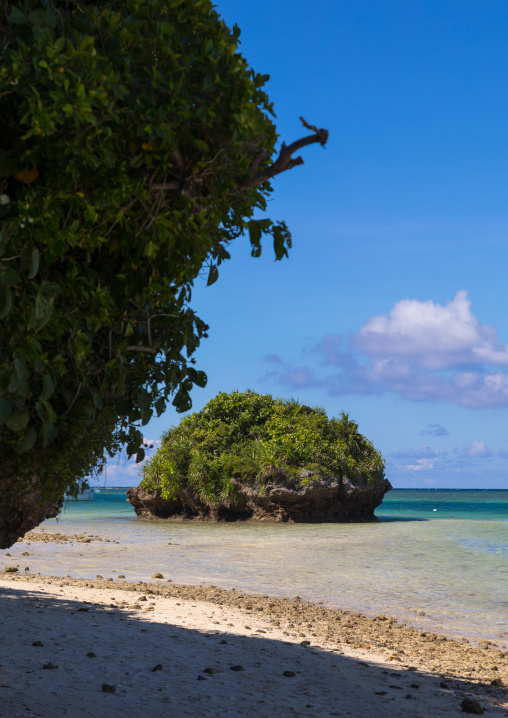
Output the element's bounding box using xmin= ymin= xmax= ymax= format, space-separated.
xmin=104 ymin=1 xmax=508 ymax=488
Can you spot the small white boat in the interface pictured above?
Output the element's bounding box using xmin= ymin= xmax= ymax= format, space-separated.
xmin=64 ymin=486 xmax=100 ymax=501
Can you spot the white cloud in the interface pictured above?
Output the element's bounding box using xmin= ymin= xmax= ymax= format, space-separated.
xmin=352 ymin=290 xmax=508 ymax=370
xmin=405 ymin=458 xmax=436 ymax=471
xmin=459 ymin=441 xmax=492 ymax=459
xmin=266 ymin=291 xmax=508 ymax=409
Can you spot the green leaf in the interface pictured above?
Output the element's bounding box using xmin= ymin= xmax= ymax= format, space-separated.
xmin=41 ymin=421 xmax=57 ymax=446
xmin=16 ymin=427 xmax=37 ymax=453
xmin=173 ymin=387 xmax=192 ymax=413
xmin=53 ymin=36 xmax=65 ymax=52
xmin=155 ymin=397 xmax=166 ymax=416
xmin=0 ymin=398 xmax=14 ymax=424
xmin=194 ymin=138 xmax=209 ymax=153
xmin=8 ymin=6 xmax=27 ymax=24
xmin=39 ymin=375 xmax=55 ymax=401
xmin=272 ymin=224 xmax=288 ymax=260
xmin=28 ymin=247 xmax=40 ymax=279
xmin=6 ymin=409 xmax=29 ymax=432
xmin=136 ymin=390 xmax=151 ymax=410
xmin=0 ymin=267 xmax=21 ymax=287
xmin=33 ymin=359 xmax=46 ymax=373
xmin=187 ymin=367 xmax=207 ymax=388
xmin=141 ymin=407 xmax=153 ymax=425
xmin=207 ymin=264 xmax=219 ymax=286
xmin=40 ymin=282 xmax=62 ymax=294
xmin=0 ymin=287 xmax=13 ymax=319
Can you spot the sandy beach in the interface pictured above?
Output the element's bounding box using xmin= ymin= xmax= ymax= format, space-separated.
xmin=1 ymin=551 xmax=507 ymax=718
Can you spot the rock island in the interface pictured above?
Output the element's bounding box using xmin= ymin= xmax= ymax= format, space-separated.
xmin=128 ymin=390 xmax=391 ymax=522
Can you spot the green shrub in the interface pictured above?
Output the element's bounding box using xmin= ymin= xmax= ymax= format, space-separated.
xmin=140 ymin=390 xmax=385 ymax=504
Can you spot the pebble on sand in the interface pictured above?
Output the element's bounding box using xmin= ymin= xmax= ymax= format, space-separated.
xmin=102 ymin=684 xmax=116 ymax=693
xmin=151 ymin=573 xmax=164 ymax=579
xmin=283 ymin=671 xmax=296 ymax=678
xmin=460 ymin=697 xmax=484 ymax=715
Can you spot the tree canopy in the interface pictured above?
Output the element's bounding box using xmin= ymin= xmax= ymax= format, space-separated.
xmin=140 ymin=390 xmax=386 ymax=505
xmin=0 ymin=0 xmax=328 ymax=507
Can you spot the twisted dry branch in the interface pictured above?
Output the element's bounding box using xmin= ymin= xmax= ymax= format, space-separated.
xmin=149 ymin=117 xmax=329 ymax=198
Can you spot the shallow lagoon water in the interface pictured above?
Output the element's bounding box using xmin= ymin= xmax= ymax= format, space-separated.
xmin=8 ymin=489 xmax=508 ymax=643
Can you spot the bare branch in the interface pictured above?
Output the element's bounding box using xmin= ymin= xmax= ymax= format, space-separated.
xmin=126 ymin=345 xmax=158 ymax=354
xmin=149 ymin=179 xmax=180 ymax=192
xmin=145 ymin=117 xmax=328 ymax=200
xmin=238 ymin=117 xmax=328 ymax=191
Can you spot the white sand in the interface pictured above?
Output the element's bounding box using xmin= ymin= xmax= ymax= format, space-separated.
xmin=0 ymin=577 xmax=502 ymax=718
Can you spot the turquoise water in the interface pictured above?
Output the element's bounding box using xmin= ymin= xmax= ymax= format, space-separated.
xmin=3 ymin=488 xmax=507 ymax=643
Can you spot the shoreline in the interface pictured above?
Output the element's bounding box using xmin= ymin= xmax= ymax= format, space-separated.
xmin=1 ymin=570 xmax=507 ymax=717
xmin=5 ymin=525 xmax=507 ymax=646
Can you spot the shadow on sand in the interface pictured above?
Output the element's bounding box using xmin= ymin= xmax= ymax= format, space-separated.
xmin=0 ymin=583 xmax=502 ymax=718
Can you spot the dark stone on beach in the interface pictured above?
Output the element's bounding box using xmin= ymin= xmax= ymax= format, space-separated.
xmin=219 ymin=640 xmax=228 ymax=644
xmin=32 ymin=641 xmax=43 ymax=647
xmin=139 ymin=596 xmax=147 ymax=601
xmin=152 ymin=573 xmax=164 ymax=579
xmin=102 ymin=684 xmax=116 ymax=693
xmin=197 ymin=675 xmax=206 ymax=680
xmin=411 ymin=683 xmax=420 ymax=689
xmin=283 ymin=671 xmax=296 ymax=677
xmin=230 ymin=665 xmax=245 ymax=672
xmin=118 ymin=575 xmax=125 ymax=579
xmin=300 ymin=640 xmax=311 ymax=647
xmin=152 ymin=664 xmax=163 ymax=672
xmin=405 ymin=694 xmax=413 ymax=699
xmin=490 ymin=678 xmax=503 ymax=687
xmin=461 ymin=698 xmax=484 ymax=714
xmin=87 ymin=652 xmax=96 ymax=658
xmin=126 ymin=473 xmax=392 ymax=524
xmin=203 ymin=668 xmax=219 ymax=675
xmin=440 ymin=681 xmax=450 ymax=689
xmin=42 ymin=663 xmax=58 ymax=670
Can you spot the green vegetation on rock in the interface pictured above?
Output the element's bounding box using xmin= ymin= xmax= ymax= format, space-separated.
xmin=140 ymin=391 xmax=385 ymax=504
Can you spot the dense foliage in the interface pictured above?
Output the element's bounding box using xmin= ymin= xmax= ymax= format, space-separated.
xmin=140 ymin=391 xmax=386 ymax=504
xmin=0 ymin=0 xmax=325 ymax=500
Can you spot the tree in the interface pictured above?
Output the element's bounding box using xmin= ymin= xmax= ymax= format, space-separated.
xmin=0 ymin=0 xmax=328 ymax=546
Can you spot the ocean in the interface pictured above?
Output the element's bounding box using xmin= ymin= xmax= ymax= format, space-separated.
xmin=5 ymin=488 xmax=508 ymax=644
